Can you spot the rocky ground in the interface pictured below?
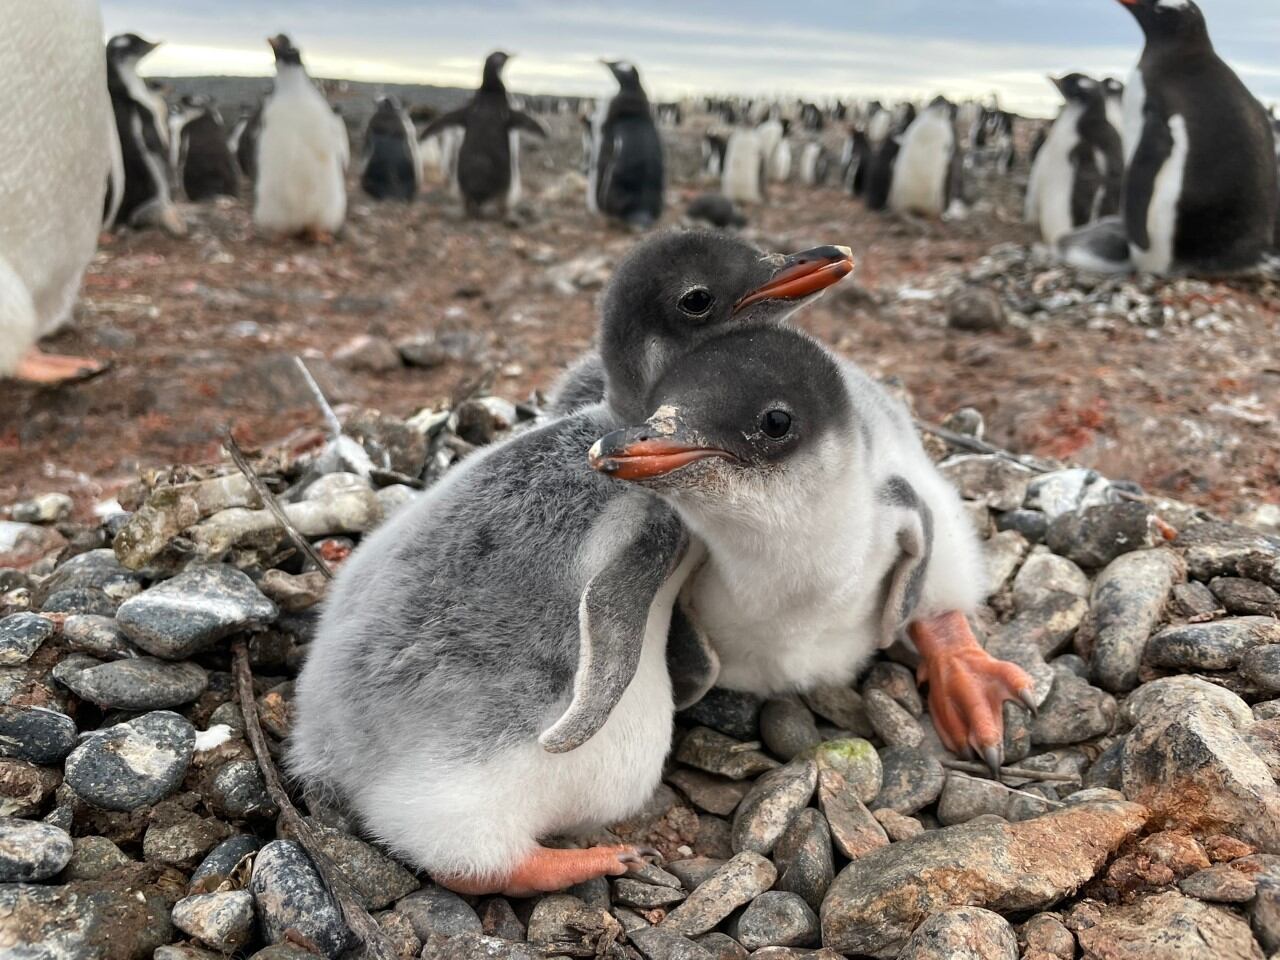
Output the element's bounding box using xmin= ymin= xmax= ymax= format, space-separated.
xmin=3 ymin=380 xmax=1280 ymax=959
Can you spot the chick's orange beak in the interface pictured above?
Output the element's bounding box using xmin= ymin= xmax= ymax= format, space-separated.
xmin=734 ymin=245 xmax=855 ymax=314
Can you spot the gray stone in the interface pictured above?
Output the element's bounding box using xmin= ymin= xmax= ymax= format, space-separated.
xmin=629 ymin=927 xmax=717 ymax=960
xmin=1180 ymin=864 xmax=1258 ymax=903
xmin=995 ymin=509 xmax=1049 ymax=543
xmin=801 ymin=685 xmax=873 ymax=737
xmin=1069 ymin=890 xmax=1264 ymax=960
xmin=760 ymin=698 xmax=821 ymax=761
xmin=61 ymin=614 xmax=137 ymax=659
xmin=0 ymin=758 xmax=60 ymax=816
xmin=1082 ymin=549 xmax=1186 ymax=693
xmin=53 ymin=654 xmax=208 ymax=710
xmin=938 ymin=774 xmax=1011 ymax=825
xmin=812 ymin=738 xmax=882 ymax=803
xmin=1031 ymin=664 xmax=1117 ymax=746
xmin=0 ymin=705 xmax=77 ymax=763
xmin=191 ymin=834 xmax=261 ymax=891
xmin=694 ymin=932 xmax=748 ymax=960
xmin=667 ymin=767 xmax=751 ymax=817
xmin=1242 ymin=645 xmax=1280 ymax=694
xmin=818 ymin=766 xmax=889 ymax=859
xmin=65 ymin=711 xmax=195 ymax=811
xmin=772 ymin=808 xmax=834 ymax=912
xmin=661 ymin=852 xmax=777 ymax=937
xmin=997 ymin=594 xmax=1089 ymax=659
xmin=0 ymin=613 xmax=54 ymax=664
xmin=675 ymin=727 xmax=779 ymax=780
xmin=1123 ymin=677 xmax=1253 ymax=728
xmin=478 ymin=897 xmax=524 ymax=941
xmin=373 ymin=910 xmax=421 ymax=957
xmin=874 ymin=808 xmax=925 ymax=840
xmin=862 ymin=662 xmax=924 ymax=718
xmin=731 ymin=758 xmax=816 ymax=855
xmin=666 ymin=857 xmax=726 ymax=891
xmin=1012 ymin=550 xmax=1090 ymax=611
xmin=985 ymin=530 xmax=1030 ymax=595
xmin=940 ymin=456 xmax=1035 ymax=512
xmin=820 ymin=801 xmax=1147 ymax=957
xmin=1253 ymin=873 xmax=1280 ymax=953
xmin=116 ymin=564 xmax=278 ymax=659
xmin=42 ymin=586 xmax=117 ymax=616
xmin=863 ymin=688 xmax=924 ymax=748
xmin=39 ymin=549 xmax=143 ymax=600
xmin=612 ymin=877 xmax=686 ymax=909
xmin=395 ymin=885 xmax=482 ymax=940
xmin=208 ymin=758 xmax=277 ymax=819
xmin=0 ymin=816 xmax=72 ymax=881
xmin=730 ymin=891 xmax=819 ymax=950
xmin=0 ymin=879 xmax=172 ymax=960
xmin=292 ymin=819 xmax=419 ymax=910
xmin=678 ymin=689 xmax=763 ymax=741
xmin=64 ymin=835 xmax=131 ymax=880
xmin=1211 ymin=577 xmax=1280 ymax=617
xmin=947 ymin=287 xmax=1007 ymax=332
xmin=873 ymin=746 xmax=945 ymax=815
xmin=251 ymin=840 xmax=349 ymax=957
xmin=172 ymin=890 xmax=256 ymax=952
xmin=1025 ymin=468 xmax=1115 ymax=523
xmin=897 ymin=906 xmax=1018 ymax=960
xmin=1174 ymin=580 xmax=1223 ymax=618
xmin=1147 ymin=617 xmax=1280 ymax=671
xmin=143 ymin=815 xmax=231 ymax=870
xmin=12 ymin=492 xmax=73 ymax=524
xmin=1047 ymin=502 xmax=1161 ymax=570
xmin=420 ymin=932 xmax=541 ymax=959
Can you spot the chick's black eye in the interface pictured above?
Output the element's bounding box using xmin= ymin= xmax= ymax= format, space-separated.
xmin=679 ymin=288 xmax=715 ymax=316
xmin=761 ymin=409 xmax=792 ymax=439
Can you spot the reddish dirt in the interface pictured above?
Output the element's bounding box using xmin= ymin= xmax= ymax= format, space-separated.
xmin=1 ymin=123 xmax=1276 ymax=523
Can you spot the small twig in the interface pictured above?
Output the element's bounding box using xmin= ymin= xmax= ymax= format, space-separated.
xmin=294 ymin=357 xmax=344 ymax=440
xmin=941 ymin=758 xmax=1080 ymax=783
xmin=948 ymin=770 xmax=1065 ymax=807
xmin=220 ymin=428 xmax=334 ymax=581
xmin=232 ymin=642 xmax=396 ymax=960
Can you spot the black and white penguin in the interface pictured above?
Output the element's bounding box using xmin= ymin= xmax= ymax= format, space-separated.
xmin=1117 ymin=0 xmax=1278 ymax=273
xmin=105 ymin=33 xmax=183 ymax=235
xmin=2 ymin=0 xmax=113 ymax=382
xmin=702 ymin=132 xmax=728 ymax=180
xmin=1025 ymin=74 xmax=1123 ymax=248
xmin=768 ymin=118 xmax=793 ymax=183
xmin=172 ymin=96 xmax=239 ymax=201
xmin=228 ymin=103 xmax=263 ymax=182
xmin=721 ymin=126 xmax=766 ymax=205
xmin=798 ymin=141 xmax=829 ymax=187
xmin=889 ymin=96 xmax=965 ymax=218
xmin=593 ymin=323 xmax=1035 ymax=771
xmin=862 ymin=104 xmax=915 ymax=211
xmin=1102 ymin=77 xmax=1126 ymax=138
xmin=360 ymin=95 xmax=421 ymax=202
xmin=842 ymin=126 xmax=872 ymax=196
xmin=588 ymin=61 xmax=664 ymax=228
xmin=419 ymin=51 xmax=547 ymax=217
xmin=254 ymin=35 xmax=349 ymax=239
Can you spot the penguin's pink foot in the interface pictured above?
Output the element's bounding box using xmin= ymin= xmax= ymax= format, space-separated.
xmin=12 ymin=348 xmax=107 ymax=385
xmin=909 ymin=610 xmax=1036 ymax=775
xmin=439 ymin=844 xmax=660 ymax=898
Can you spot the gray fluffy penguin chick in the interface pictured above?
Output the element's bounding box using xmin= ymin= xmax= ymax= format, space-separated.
xmin=546 ymin=230 xmax=854 ymax=418
xmin=593 ymin=325 xmax=1035 ymax=773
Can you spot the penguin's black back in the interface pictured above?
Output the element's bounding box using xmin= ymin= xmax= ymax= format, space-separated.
xmin=864 ymin=139 xmax=900 ymax=211
xmin=181 ymin=112 xmax=239 ymax=201
xmin=361 ymin=105 xmax=418 ymax=202
xmin=236 ymin=106 xmax=263 ymax=182
xmin=598 ymin=92 xmax=664 ymax=227
xmin=458 ymin=92 xmax=516 ymax=206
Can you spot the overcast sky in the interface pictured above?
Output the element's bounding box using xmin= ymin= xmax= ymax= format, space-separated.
xmin=101 ymin=1 xmax=1279 ymax=117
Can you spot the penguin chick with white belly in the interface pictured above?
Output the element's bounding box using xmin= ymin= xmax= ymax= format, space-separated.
xmin=254 ymin=35 xmax=348 ymax=241
xmin=889 ymin=96 xmax=965 ymax=219
xmin=592 ymin=328 xmax=1035 ymax=772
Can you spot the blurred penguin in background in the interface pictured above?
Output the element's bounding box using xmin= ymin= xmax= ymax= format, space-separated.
xmin=172 ymin=96 xmax=239 ymax=201
xmin=1 ymin=0 xmax=114 ymax=383
xmin=889 ymin=96 xmax=965 ymax=218
xmin=361 ymin=95 xmax=421 ymax=202
xmin=588 ymin=60 xmax=664 ymax=229
xmin=722 ymin=124 xmax=766 ymax=205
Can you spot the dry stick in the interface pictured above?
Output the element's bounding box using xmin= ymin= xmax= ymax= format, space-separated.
xmin=947 ymin=770 xmax=1065 ymax=808
xmin=941 ymin=758 xmax=1080 ymax=784
xmin=220 ymin=428 xmax=334 ymax=581
xmin=232 ymin=641 xmax=397 ymax=960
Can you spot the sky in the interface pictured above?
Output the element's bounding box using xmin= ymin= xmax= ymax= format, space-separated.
xmin=100 ymin=1 xmax=1280 ymax=117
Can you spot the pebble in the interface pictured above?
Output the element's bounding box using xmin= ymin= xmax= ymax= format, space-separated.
xmin=897 ymin=906 xmax=1018 ymax=960
xmin=694 ymin=932 xmax=747 ymax=960
xmin=1031 ymin=663 xmax=1117 ymax=746
xmin=873 ymin=746 xmax=946 ymax=815
xmin=997 ymin=594 xmax=1089 ymax=659
xmin=628 ymin=927 xmax=716 ymax=960
xmin=1069 ymin=890 xmax=1263 ymax=960
xmin=0 ymin=758 xmax=60 ymax=816
xmin=873 ymin=807 xmax=925 ymax=841
xmin=478 ymin=897 xmax=524 ymax=940
xmin=818 ymin=767 xmax=889 ymax=859
xmin=666 ymin=857 xmax=726 ymax=891
xmin=863 ymin=688 xmax=924 ymax=748
xmin=190 ymin=834 xmax=260 ymax=891
xmin=61 ymin=614 xmax=137 ymax=659
xmin=1241 ymin=645 xmax=1280 ymax=694
xmin=813 ymin=738 xmax=882 ymax=803
xmin=820 ymin=801 xmax=1148 ymax=957
xmin=0 ymin=879 xmax=173 ymax=960
xmin=1025 ymin=468 xmax=1115 ymax=523
xmin=0 ymin=705 xmax=77 ymax=763
xmin=295 ymin=819 xmax=418 ymax=909
xmin=985 ymin=530 xmax=1030 ymax=594
xmin=995 ymin=508 xmax=1048 ymax=544
xmin=679 ymin=689 xmax=764 ymax=741
xmin=11 ymin=492 xmax=73 ymax=524
xmin=612 ymin=877 xmax=687 ymax=909
xmin=53 ymin=654 xmax=208 ymax=710
xmin=801 ymin=685 xmax=873 ymax=737
xmin=759 ymin=698 xmax=821 ymax=760
xmin=207 ymin=758 xmax=277 ymax=819
xmin=661 ymin=852 xmax=777 ymax=937
xmin=946 ymin=287 xmax=1007 ymax=332
xmin=730 ymin=891 xmax=819 ymax=950
xmin=250 ymin=840 xmax=349 ymax=958
xmin=1179 ymin=863 xmax=1258 ymax=903
xmin=1173 ymin=580 xmax=1223 ymax=618
xmin=1146 ymin=617 xmax=1280 ymax=671
xmin=1210 ymin=577 xmax=1280 ymax=616
xmin=64 ymin=835 xmax=132 ymax=880
xmin=668 ymin=767 xmax=752 ymax=817
xmin=42 ymin=586 xmax=118 ymax=616
xmin=395 ymin=885 xmax=482 ymax=939
xmin=258 ymin=569 xmax=329 ymax=612
xmin=862 ymin=662 xmax=924 ymax=718
xmin=116 ymin=564 xmax=278 ymax=659
xmin=334 ymin=333 xmax=402 ymax=372
xmin=144 ymin=814 xmax=231 ymax=870
xmin=65 ymin=710 xmax=195 ymax=811
xmin=731 ymin=758 xmax=817 ymax=855
xmin=0 ymin=816 xmax=73 ymax=881
xmin=1020 ymin=913 xmax=1075 ymax=960
xmin=1081 ymin=549 xmax=1186 ymax=693
xmin=1046 ymin=502 xmax=1159 ymax=570
xmin=675 ymin=727 xmax=780 ymax=780
xmin=939 ymin=456 xmax=1035 ymax=512
xmin=1252 ymin=873 xmax=1280 ymax=953
xmin=1011 ymin=550 xmax=1090 ymax=611
xmin=937 ymin=774 xmax=1011 ymax=825
xmin=0 ymin=613 xmax=54 ymax=665
xmin=172 ymin=890 xmax=256 ymax=952
xmin=772 ymin=808 xmax=834 ymax=911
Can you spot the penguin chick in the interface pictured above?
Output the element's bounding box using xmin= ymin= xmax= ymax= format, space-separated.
xmin=590 ymin=60 xmax=664 ymax=228
xmin=360 ymin=95 xmax=421 ymax=202
xmin=291 ymin=405 xmax=712 ymax=896
xmin=546 ymin=231 xmax=854 ymax=418
xmin=591 ymin=326 xmax=1035 ymax=773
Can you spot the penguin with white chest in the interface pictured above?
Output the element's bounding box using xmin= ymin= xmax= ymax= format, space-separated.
xmin=1 ymin=0 xmax=113 ymax=383
xmin=889 ymin=96 xmax=965 ymax=218
xmin=589 ymin=60 xmax=664 ymax=228
xmin=1025 ymin=74 xmax=1123 ymax=248
xmin=105 ymin=33 xmax=183 ymax=235
xmin=1116 ymin=0 xmax=1278 ymax=273
xmin=360 ymin=95 xmax=421 ymax=202
xmin=721 ymin=126 xmax=766 ymax=205
xmin=419 ymin=52 xmax=547 ymax=218
xmin=253 ymin=35 xmax=348 ymax=240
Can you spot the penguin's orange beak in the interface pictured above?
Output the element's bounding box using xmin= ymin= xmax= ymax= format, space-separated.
xmin=734 ymin=245 xmax=855 ymax=314
xmin=589 ymin=431 xmax=738 ymax=482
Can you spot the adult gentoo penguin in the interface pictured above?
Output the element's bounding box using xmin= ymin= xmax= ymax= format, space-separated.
xmin=172 ymin=97 xmax=239 ymax=201
xmin=254 ymin=35 xmax=348 ymax=240
xmin=105 ymin=33 xmax=183 ymax=235
xmin=420 ymin=52 xmax=547 ymax=217
xmin=1025 ymin=74 xmax=1123 ymax=247
xmin=889 ymin=96 xmax=964 ymax=218
xmin=1 ymin=0 xmax=113 ymax=382
xmin=588 ymin=60 xmax=664 ymax=228
xmin=593 ymin=323 xmax=1035 ymax=771
xmin=1116 ymin=0 xmax=1278 ymax=273
xmin=721 ymin=126 xmax=766 ymax=205
xmin=360 ymin=95 xmax=421 ymax=202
